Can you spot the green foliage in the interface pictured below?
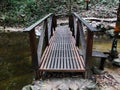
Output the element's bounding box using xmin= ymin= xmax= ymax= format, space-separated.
xmin=0 ymin=0 xmax=118 ymax=27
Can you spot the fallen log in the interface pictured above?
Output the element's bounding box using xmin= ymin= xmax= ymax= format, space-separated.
xmin=83 ymin=17 xmax=117 ymax=23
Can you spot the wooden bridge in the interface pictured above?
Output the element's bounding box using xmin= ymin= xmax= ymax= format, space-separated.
xmin=24 ymin=13 xmax=106 ymax=79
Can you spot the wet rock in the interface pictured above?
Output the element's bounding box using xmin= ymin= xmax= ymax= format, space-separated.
xmin=91 ymin=66 xmax=105 ymax=75
xmin=58 ymin=83 xmax=69 ymax=90
xmin=31 ymin=85 xmax=41 ymax=90
xmin=69 ymin=83 xmax=79 ymax=90
xmin=112 ymin=58 xmax=120 ymax=66
xmin=86 ymin=83 xmax=97 ymax=90
xmin=39 ymin=84 xmax=52 ymax=90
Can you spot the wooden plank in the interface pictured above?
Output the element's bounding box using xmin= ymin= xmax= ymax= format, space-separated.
xmin=39 ymin=26 xmax=86 ymax=73
xmin=92 ymin=51 xmax=107 ymax=58
xmin=61 ymin=40 xmax=64 ymax=69
xmin=76 ymin=47 xmax=85 ymax=67
xmin=51 ymin=43 xmax=57 ymax=69
xmin=39 ymin=69 xmax=85 ymax=72
xmin=62 ymin=38 xmax=65 ymax=69
xmin=39 ymin=46 xmax=48 ymax=66
xmin=40 ymin=45 xmax=50 ymax=69
xmin=66 ymin=43 xmax=70 ymax=69
xmin=68 ymin=44 xmax=73 ymax=69
xmin=57 ymin=43 xmax=61 ymax=69
xmin=72 ymin=46 xmax=81 ymax=70
xmin=74 ymin=47 xmax=85 ymax=70
xmin=70 ymin=44 xmax=77 ymax=69
xmin=54 ymin=43 xmax=58 ymax=69
xmin=46 ymin=43 xmax=55 ymax=69
xmin=41 ymin=44 xmax=51 ymax=69
xmin=64 ymin=43 xmax=67 ymax=69
xmin=42 ymin=44 xmax=53 ymax=69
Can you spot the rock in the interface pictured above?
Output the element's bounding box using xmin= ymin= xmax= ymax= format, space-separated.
xmin=40 ymin=84 xmax=52 ymax=90
xmin=58 ymin=83 xmax=69 ymax=90
xmin=22 ymin=85 xmax=32 ymax=90
xmin=112 ymin=58 xmax=120 ymax=66
xmin=86 ymin=83 xmax=97 ymax=90
xmin=31 ymin=85 xmax=41 ymax=90
xmin=91 ymin=66 xmax=105 ymax=75
xmin=69 ymin=83 xmax=79 ymax=90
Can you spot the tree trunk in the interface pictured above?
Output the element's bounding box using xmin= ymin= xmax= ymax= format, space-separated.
xmin=114 ymin=0 xmax=120 ymax=33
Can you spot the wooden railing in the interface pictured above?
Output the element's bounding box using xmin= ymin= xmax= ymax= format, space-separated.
xmin=69 ymin=13 xmax=98 ymax=66
xmin=23 ymin=13 xmax=57 ymax=71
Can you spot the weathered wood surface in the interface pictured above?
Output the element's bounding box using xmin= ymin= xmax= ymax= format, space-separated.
xmin=39 ymin=26 xmax=85 ymax=72
xmin=73 ymin=13 xmax=98 ymax=32
xmin=24 ymin=13 xmax=53 ymax=32
xmin=92 ymin=51 xmax=107 ymax=58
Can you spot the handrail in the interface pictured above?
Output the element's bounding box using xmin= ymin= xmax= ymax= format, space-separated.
xmin=22 ymin=13 xmax=57 ymax=79
xmin=71 ymin=13 xmax=98 ymax=68
xmin=23 ymin=13 xmax=53 ymax=32
xmin=73 ymin=13 xmax=98 ymax=32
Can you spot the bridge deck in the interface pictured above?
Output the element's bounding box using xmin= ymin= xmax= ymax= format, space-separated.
xmin=39 ymin=26 xmax=85 ymax=73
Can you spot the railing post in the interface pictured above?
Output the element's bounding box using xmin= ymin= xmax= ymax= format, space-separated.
xmin=76 ymin=20 xmax=80 ymax=47
xmin=86 ymin=30 xmax=93 ymax=58
xmin=44 ymin=19 xmax=49 ymax=46
xmin=29 ymin=28 xmax=38 ymax=79
xmin=86 ymin=30 xmax=94 ymax=78
xmin=52 ymin=14 xmax=57 ymax=31
xmin=50 ymin=16 xmax=53 ymax=37
xmin=69 ymin=14 xmax=75 ymax=37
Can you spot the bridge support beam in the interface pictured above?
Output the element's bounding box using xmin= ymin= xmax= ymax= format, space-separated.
xmin=29 ymin=29 xmax=39 ymax=79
